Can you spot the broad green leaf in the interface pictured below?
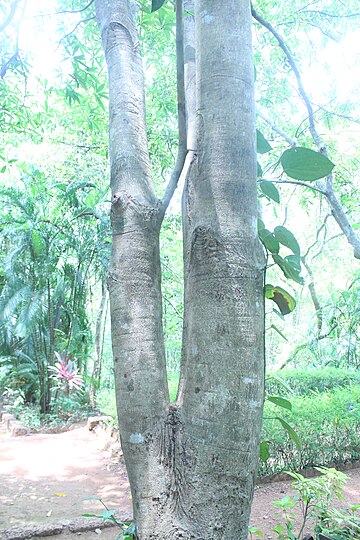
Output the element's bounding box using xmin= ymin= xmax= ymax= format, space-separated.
xmin=276 ymin=418 xmax=301 ymax=450
xmin=272 ymin=254 xmax=304 ymax=285
xmin=265 ymin=284 xmax=296 ymax=315
xmin=0 ymin=165 xmax=6 ymax=173
xmin=267 ymin=396 xmax=292 ymax=411
xmin=257 ymin=218 xmax=265 ymax=231
xmin=259 ymin=180 xmax=280 ymax=203
xmin=151 ymin=0 xmax=166 ymax=11
xmin=256 ymin=130 xmax=272 ymax=154
xmin=257 ymin=161 xmax=263 ymax=178
xmin=259 ymin=441 xmax=270 ymax=463
xmin=352 ymin=223 xmax=360 ymax=230
xmin=281 ymin=147 xmax=335 ymax=181
xmin=274 ymin=226 xmax=300 ymax=255
xmin=258 ymin=229 xmax=279 ymax=254
xmin=285 ymin=254 xmax=301 ymax=272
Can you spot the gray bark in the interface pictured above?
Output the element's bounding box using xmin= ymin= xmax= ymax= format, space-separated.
xmin=96 ymin=1 xmax=264 ymax=538
xmin=178 ymin=2 xmax=265 ymax=537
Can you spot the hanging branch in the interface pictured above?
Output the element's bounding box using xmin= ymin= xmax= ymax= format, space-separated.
xmin=58 ymin=16 xmax=96 ymax=47
xmin=32 ymin=0 xmax=95 ymax=18
xmin=257 ymin=110 xmax=297 ymax=147
xmin=302 ymin=257 xmax=323 ymax=337
xmin=160 ymin=0 xmax=187 ymax=216
xmin=251 ymin=5 xmax=360 ymax=259
xmin=0 ymin=0 xmax=20 ymax=33
xmin=270 ymin=179 xmax=325 ymax=195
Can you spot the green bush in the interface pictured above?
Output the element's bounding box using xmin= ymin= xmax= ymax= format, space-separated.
xmin=260 ymin=385 xmax=360 ymax=476
xmin=267 ymin=367 xmax=360 ymax=396
xmin=96 ymin=388 xmax=118 ymax=422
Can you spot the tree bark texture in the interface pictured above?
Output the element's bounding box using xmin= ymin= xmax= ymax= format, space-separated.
xmin=96 ymin=1 xmax=265 ymax=538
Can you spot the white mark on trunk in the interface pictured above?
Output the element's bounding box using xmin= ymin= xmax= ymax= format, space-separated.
xmin=249 ymin=400 xmax=262 ymax=409
xmin=200 ymin=11 xmax=213 ymax=24
xmin=252 ymin=215 xmax=257 ymax=235
xmin=242 ymin=377 xmax=255 ymax=385
xmin=129 ymin=433 xmax=144 ymax=444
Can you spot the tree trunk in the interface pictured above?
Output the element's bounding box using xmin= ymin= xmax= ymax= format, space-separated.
xmin=96 ymin=1 xmax=264 ymax=538
xmin=90 ymin=281 xmax=108 ymax=407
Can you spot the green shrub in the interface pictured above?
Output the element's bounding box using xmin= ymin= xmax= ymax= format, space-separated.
xmin=260 ymin=385 xmax=360 ymax=476
xmin=168 ymin=371 xmax=180 ymax=402
xmin=251 ymin=467 xmax=360 ymax=540
xmin=96 ymin=388 xmax=118 ymax=421
xmin=267 ymin=367 xmax=360 ymax=396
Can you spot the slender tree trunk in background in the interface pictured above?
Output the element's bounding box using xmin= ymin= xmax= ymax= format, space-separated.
xmin=96 ymin=0 xmax=264 ymax=538
xmin=90 ymin=281 xmax=108 ymax=407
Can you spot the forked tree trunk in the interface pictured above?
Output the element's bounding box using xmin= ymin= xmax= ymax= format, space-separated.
xmin=96 ymin=1 xmax=265 ymax=538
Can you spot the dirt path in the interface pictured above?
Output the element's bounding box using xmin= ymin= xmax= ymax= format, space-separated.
xmin=0 ymin=425 xmax=359 ymax=539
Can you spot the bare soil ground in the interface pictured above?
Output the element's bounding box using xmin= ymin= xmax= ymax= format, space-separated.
xmin=0 ymin=425 xmax=359 ymax=539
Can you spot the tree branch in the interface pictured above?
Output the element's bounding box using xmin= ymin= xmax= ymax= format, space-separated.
xmin=303 ymin=214 xmax=331 ymax=259
xmin=302 ymin=256 xmax=323 ymax=337
xmin=56 ymin=0 xmax=95 ymax=16
xmin=160 ymin=0 xmax=187 ymax=216
xmin=252 ymin=5 xmax=360 ymax=259
xmin=251 ymin=5 xmax=323 ymax=148
xmin=58 ymin=16 xmax=96 ymax=47
xmin=270 ymin=179 xmax=326 ymax=195
xmin=298 ymin=9 xmax=360 ymax=19
xmin=32 ymin=0 xmax=95 ymax=18
xmin=0 ymin=0 xmax=20 ymax=33
xmin=257 ymin=110 xmax=298 ymax=146
xmin=1 ymin=50 xmax=19 ymax=78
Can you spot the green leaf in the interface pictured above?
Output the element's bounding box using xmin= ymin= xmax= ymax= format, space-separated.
xmin=258 ymin=229 xmax=279 ymax=254
xmin=274 ymin=226 xmax=300 ymax=255
xmin=265 ymin=284 xmax=296 ymax=315
xmin=267 ymin=396 xmax=292 ymax=411
xmin=270 ymin=324 xmax=288 ymax=342
xmin=102 ymin=509 xmax=116 ymax=520
xmin=259 ymin=180 xmax=280 ymax=203
xmin=0 ymin=165 xmax=6 ymax=173
xmin=257 ymin=161 xmax=263 ymax=178
xmin=273 ymin=308 xmax=285 ymax=320
xmin=31 ymin=230 xmax=46 ymax=257
xmin=280 ymin=147 xmax=335 ymax=181
xmin=257 ymin=218 xmax=265 ymax=231
xmin=259 ymin=441 xmax=270 ymax=463
xmin=267 ymin=373 xmax=293 ymax=394
xmin=276 ymin=418 xmax=301 ymax=450
xmin=151 ymin=0 xmax=166 ymax=11
xmin=272 ymin=254 xmax=304 ymax=285
xmin=256 ymin=130 xmax=272 ymax=154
